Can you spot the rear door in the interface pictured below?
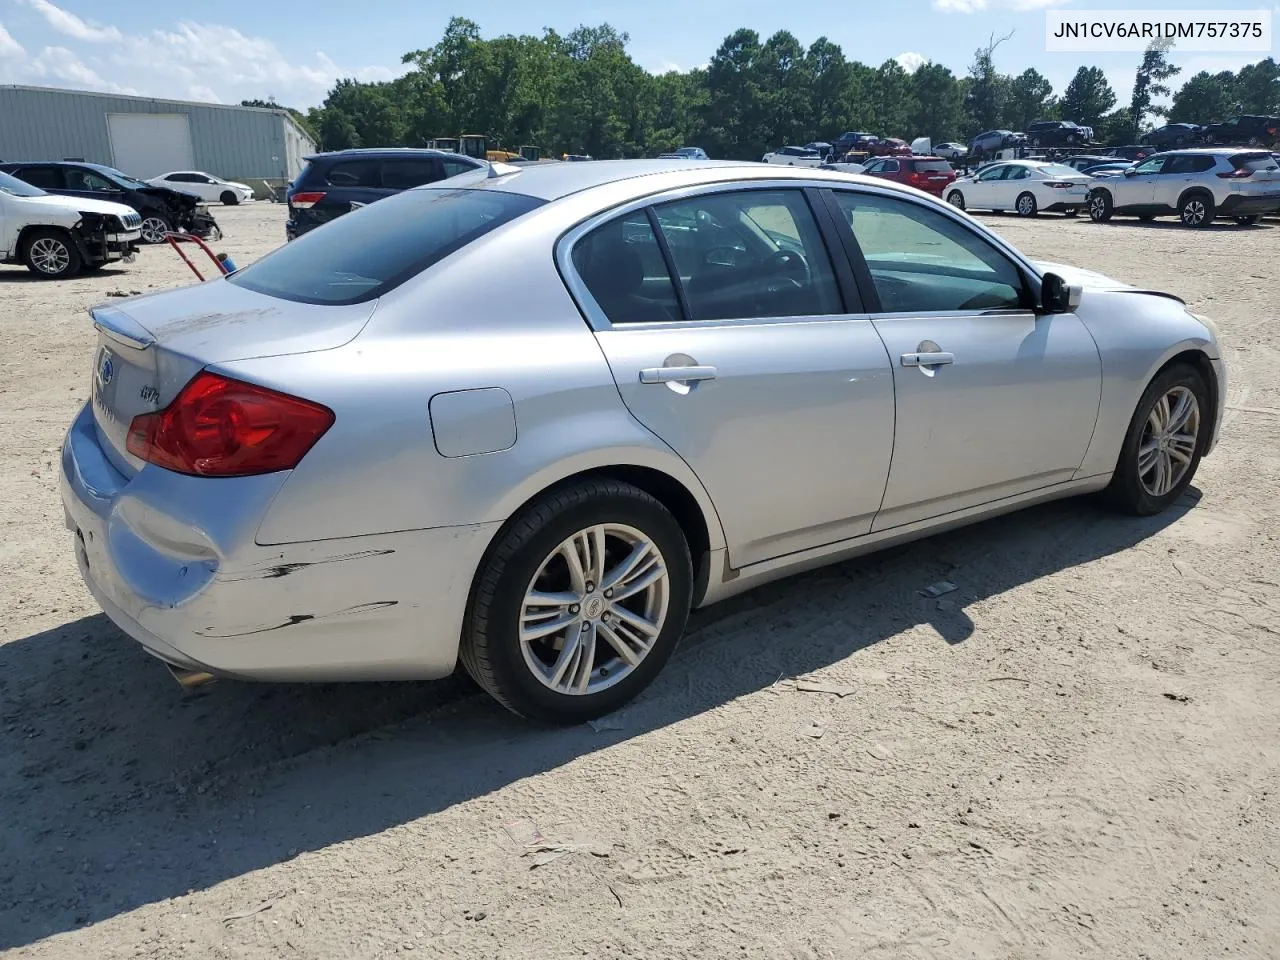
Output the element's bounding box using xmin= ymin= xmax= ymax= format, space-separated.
xmin=1152 ymin=154 xmax=1215 ymax=208
xmin=381 ymin=156 xmax=446 ymax=191
xmin=308 ymin=156 xmax=387 ymax=226
xmin=11 ymin=164 xmax=68 ymax=196
xmin=565 ymin=185 xmax=897 ymax=567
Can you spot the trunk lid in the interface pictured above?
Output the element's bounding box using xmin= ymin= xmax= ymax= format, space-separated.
xmin=88 ymin=281 xmax=377 ymax=475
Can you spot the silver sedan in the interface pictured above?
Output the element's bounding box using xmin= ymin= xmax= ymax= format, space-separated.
xmin=61 ymin=160 xmax=1226 ymax=723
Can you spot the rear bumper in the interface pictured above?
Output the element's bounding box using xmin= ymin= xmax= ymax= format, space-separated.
xmin=1044 ymin=200 xmax=1085 ymax=212
xmin=1219 ymin=193 xmax=1280 ymax=216
xmin=60 ymin=402 xmax=499 ymax=682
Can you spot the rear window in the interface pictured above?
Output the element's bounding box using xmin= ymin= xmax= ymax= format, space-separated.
xmin=228 ymin=187 xmax=545 ymax=305
xmin=913 ymin=160 xmax=952 ymax=173
xmin=1037 ymin=163 xmax=1086 ymax=178
xmin=1231 ymin=152 xmax=1279 ymax=173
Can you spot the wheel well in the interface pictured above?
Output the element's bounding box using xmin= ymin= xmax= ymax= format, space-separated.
xmin=1155 ymin=349 xmax=1220 ymax=449
xmin=16 ymin=224 xmax=71 ymax=255
xmin=483 ymin=465 xmax=715 ymax=606
xmin=1177 ymin=187 xmax=1215 ymax=208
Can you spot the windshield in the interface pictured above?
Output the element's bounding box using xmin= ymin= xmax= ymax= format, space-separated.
xmin=0 ymin=170 xmax=46 ymax=197
xmin=88 ymin=164 xmax=149 ymax=189
xmin=228 ymin=186 xmax=545 ymax=305
xmin=1037 ymin=163 xmax=1087 ymax=178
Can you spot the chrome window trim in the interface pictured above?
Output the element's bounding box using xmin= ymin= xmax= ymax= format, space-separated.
xmin=555 ymin=177 xmax=1042 ymax=333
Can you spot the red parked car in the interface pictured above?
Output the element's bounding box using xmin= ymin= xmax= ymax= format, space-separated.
xmin=857 ymin=155 xmax=958 ymax=196
xmin=865 ymin=137 xmax=912 ymax=157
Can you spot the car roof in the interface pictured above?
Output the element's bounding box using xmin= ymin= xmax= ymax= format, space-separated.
xmin=303 ymin=148 xmax=466 ymax=161
xmin=440 ymin=158 xmax=931 ymax=203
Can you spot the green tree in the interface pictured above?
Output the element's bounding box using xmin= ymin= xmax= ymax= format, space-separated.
xmin=1234 ymin=57 xmax=1280 ymax=115
xmin=1059 ymin=66 xmax=1116 ymax=126
xmin=910 ymin=62 xmax=965 ymax=142
xmin=1168 ymin=71 xmax=1238 ymax=124
xmin=704 ymin=29 xmax=767 ymax=158
xmin=804 ymin=38 xmax=853 ymax=139
xmin=1129 ymin=38 xmax=1180 ymax=140
xmin=871 ymin=59 xmax=914 ymax=136
xmin=1003 ymin=67 xmax=1055 ymax=131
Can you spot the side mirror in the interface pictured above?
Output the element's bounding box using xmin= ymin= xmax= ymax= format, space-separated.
xmin=1041 ymin=272 xmax=1082 ymax=313
xmin=1123 ymin=167 xmax=1137 ymax=176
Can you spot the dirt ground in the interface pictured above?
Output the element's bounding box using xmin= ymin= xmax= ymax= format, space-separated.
xmin=1 ymin=201 xmax=1278 ymax=960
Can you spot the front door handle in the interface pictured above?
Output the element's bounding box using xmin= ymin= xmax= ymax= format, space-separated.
xmin=900 ymin=352 xmax=954 ymax=367
xmin=639 ymin=365 xmax=718 ymax=384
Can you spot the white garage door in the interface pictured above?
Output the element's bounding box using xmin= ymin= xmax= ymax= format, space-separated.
xmin=106 ymin=114 xmax=195 ymax=179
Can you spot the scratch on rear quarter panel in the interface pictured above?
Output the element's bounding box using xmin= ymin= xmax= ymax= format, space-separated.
xmin=219 ymin=549 xmax=396 ymax=582
xmin=195 ymin=601 xmax=400 ymax=637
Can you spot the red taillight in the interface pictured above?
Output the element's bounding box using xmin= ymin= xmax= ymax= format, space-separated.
xmin=1217 ymin=168 xmax=1252 ymax=179
xmin=126 ymin=371 xmax=334 ymax=477
xmin=907 ymin=171 xmax=923 ymax=184
xmin=289 ymin=191 xmax=326 ymax=209
xmin=1046 ymin=181 xmax=1074 ymax=189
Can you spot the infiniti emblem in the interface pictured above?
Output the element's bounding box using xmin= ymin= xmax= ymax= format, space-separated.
xmin=95 ymin=348 xmax=114 ymax=390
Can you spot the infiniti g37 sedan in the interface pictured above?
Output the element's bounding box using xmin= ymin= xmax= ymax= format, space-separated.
xmin=62 ymin=160 xmax=1227 ymax=724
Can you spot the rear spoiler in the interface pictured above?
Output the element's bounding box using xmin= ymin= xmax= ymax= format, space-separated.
xmin=90 ymin=304 xmax=154 ymax=349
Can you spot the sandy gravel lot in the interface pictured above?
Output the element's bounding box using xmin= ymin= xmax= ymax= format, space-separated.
xmin=1 ymin=202 xmax=1278 ymax=960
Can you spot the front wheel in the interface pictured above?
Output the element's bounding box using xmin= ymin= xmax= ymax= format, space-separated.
xmin=1088 ymin=190 xmax=1114 ymax=222
xmin=219 ymin=190 xmax=240 ymax=205
xmin=946 ymin=190 xmax=966 ymax=210
xmin=1015 ymin=192 xmax=1038 ymax=217
xmin=460 ymin=480 xmax=694 ymax=724
xmin=23 ymin=229 xmax=82 ymax=279
xmin=139 ymin=215 xmax=172 ymax=244
xmin=1105 ymin=364 xmax=1210 ymax=516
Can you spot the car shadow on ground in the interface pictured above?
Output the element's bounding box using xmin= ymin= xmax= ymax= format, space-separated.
xmin=0 ymin=268 xmax=134 ymax=284
xmin=0 ymin=489 xmax=1199 ymax=947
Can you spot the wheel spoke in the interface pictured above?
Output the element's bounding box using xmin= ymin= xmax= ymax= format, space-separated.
xmin=603 ymin=541 xmax=663 ymax=597
xmin=1138 ymin=439 xmax=1161 ymax=472
xmin=1167 ymin=392 xmax=1196 ymax=433
xmin=598 ymin=621 xmax=647 ymax=666
xmin=569 ymin=623 xmax=596 ymax=693
xmin=520 ymin=610 xmax=578 ymax=643
xmin=548 ymin=630 xmax=582 ymax=688
xmin=1157 ymin=451 xmax=1174 ymax=495
xmin=586 ymin=526 xmax=607 ymax=588
xmin=610 ymin=604 xmax=662 ymax=640
xmin=558 ymin=538 xmax=588 ymax=595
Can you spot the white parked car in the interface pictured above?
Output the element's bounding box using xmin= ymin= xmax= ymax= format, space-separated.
xmin=933 ymin=142 xmax=969 ymax=161
xmin=945 ymin=160 xmax=1092 ymax=217
xmin=761 ymin=146 xmax=825 ymax=167
xmin=147 ymin=171 xmax=254 ymax=205
xmin=0 ymin=169 xmax=141 ymax=279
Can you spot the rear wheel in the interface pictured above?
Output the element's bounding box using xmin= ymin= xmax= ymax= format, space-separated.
xmin=139 ymin=215 xmax=172 ymax=244
xmin=1015 ymin=192 xmax=1038 ymax=217
xmin=1105 ymin=364 xmax=1210 ymax=516
xmin=22 ymin=229 xmax=81 ymax=279
xmin=946 ymin=190 xmax=966 ymax=210
xmin=1088 ymin=190 xmax=1114 ymax=222
xmin=1179 ymin=193 xmax=1215 ymax=228
xmin=460 ymin=479 xmax=694 ymax=724
xmin=219 ymin=190 xmax=240 ymax=206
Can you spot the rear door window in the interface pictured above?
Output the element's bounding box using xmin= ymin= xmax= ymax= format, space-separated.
xmin=323 ymin=159 xmax=381 ymax=187
xmin=228 ymin=187 xmax=544 ymax=305
xmin=443 ymin=158 xmax=479 ymax=178
xmin=914 ymin=159 xmax=952 ymax=173
xmin=15 ymin=165 xmax=64 ymax=189
xmin=571 ymin=213 xmax=682 ymax=324
xmin=382 ymin=157 xmax=445 ymax=189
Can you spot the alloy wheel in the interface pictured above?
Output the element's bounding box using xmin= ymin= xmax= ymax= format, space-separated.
xmin=518 ymin=523 xmax=671 ymax=696
xmin=29 ymin=237 xmax=70 ymax=275
xmin=140 ymin=217 xmax=169 ymax=243
xmin=1138 ymin=386 xmax=1200 ymax=497
xmin=1181 ymin=200 xmax=1207 ymax=226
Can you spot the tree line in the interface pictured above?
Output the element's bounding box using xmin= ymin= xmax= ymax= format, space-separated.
xmin=244 ymin=19 xmax=1280 ymax=160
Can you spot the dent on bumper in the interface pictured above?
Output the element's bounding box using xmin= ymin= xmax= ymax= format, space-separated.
xmin=61 ymin=403 xmax=500 ymax=682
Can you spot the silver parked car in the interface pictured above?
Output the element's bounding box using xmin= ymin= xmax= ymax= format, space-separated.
xmin=1087 ymin=148 xmax=1280 ymax=226
xmin=62 ymin=160 xmax=1226 ymax=723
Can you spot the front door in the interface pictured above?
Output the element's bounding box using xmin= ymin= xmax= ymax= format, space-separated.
xmin=60 ymin=166 xmax=127 ymax=205
xmin=825 ymin=188 xmax=1103 ymax=530
xmin=567 ymin=186 xmax=897 ymax=567
xmin=1110 ymin=155 xmax=1165 ymax=209
xmin=968 ymin=163 xmax=1010 ymax=207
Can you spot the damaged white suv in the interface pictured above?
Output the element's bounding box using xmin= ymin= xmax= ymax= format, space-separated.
xmin=0 ymin=169 xmax=142 ymax=279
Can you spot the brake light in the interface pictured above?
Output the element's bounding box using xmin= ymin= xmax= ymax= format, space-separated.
xmin=289 ymin=191 xmax=326 ymax=209
xmin=126 ymin=371 xmax=334 ymax=477
xmin=1217 ymin=168 xmax=1253 ymax=179
xmin=907 ymin=170 xmax=923 ymax=184
xmin=1046 ymin=181 xmax=1074 ymax=189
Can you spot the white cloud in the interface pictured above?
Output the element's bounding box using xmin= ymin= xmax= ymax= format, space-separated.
xmin=933 ymin=0 xmax=988 ymax=11
xmin=0 ymin=22 xmax=25 ymax=58
xmin=29 ymin=45 xmax=106 ymax=86
xmin=895 ymin=51 xmax=927 ymax=73
xmin=21 ymin=0 xmax=122 ymax=43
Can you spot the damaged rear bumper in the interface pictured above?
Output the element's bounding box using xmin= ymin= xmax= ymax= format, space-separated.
xmin=60 ymin=403 xmax=499 ymax=682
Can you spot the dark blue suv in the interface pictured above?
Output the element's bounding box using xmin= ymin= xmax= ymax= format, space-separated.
xmin=285 ymin=148 xmax=486 ymax=240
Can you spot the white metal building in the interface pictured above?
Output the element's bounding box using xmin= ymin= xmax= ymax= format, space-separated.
xmin=0 ymin=85 xmax=316 ymax=181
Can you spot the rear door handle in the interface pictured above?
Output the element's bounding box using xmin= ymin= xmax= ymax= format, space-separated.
xmin=900 ymin=352 xmax=954 ymax=367
xmin=639 ymin=365 xmax=718 ymax=384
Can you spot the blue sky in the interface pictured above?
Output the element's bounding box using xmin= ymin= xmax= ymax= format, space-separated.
xmin=0 ymin=0 xmax=1273 ymax=110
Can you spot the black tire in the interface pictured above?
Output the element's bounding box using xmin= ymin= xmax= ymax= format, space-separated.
xmin=1179 ymin=193 xmax=1216 ymax=228
xmin=22 ymin=228 xmax=82 ymax=279
xmin=219 ymin=190 xmax=240 ymax=206
xmin=1088 ymin=190 xmax=1114 ymax=222
xmin=1015 ymin=192 xmax=1038 ymax=217
xmin=946 ymin=190 xmax=966 ymax=211
xmin=80 ymin=261 xmax=107 ymax=273
xmin=1234 ymin=215 xmax=1261 ymax=226
xmin=460 ymin=479 xmax=694 ymax=724
xmin=139 ymin=215 xmax=172 ymax=244
xmin=1105 ymin=363 xmax=1210 ymax=516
